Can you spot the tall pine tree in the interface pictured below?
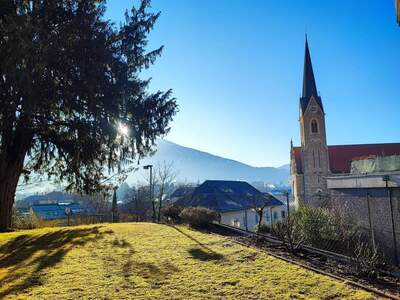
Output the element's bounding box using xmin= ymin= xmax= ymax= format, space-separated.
xmin=0 ymin=0 xmax=177 ymax=231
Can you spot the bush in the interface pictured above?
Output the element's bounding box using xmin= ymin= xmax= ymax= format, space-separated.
xmin=12 ymin=208 xmax=42 ymax=229
xmin=179 ymin=207 xmax=219 ymax=229
xmin=162 ymin=205 xmax=184 ymax=223
xmin=294 ymin=206 xmax=341 ymax=248
xmin=256 ymin=223 xmax=271 ymax=234
xmin=350 ymin=235 xmax=384 ymax=279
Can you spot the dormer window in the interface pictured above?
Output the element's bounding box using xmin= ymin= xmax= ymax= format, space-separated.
xmin=311 ymin=119 xmax=318 ymax=133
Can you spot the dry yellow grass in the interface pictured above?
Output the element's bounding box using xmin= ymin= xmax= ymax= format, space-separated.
xmin=0 ymin=223 xmax=374 ymax=299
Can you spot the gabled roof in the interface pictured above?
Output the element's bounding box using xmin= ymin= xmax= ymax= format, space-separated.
xmin=292 ymin=143 xmax=400 ymax=174
xmin=300 ymin=38 xmax=324 ymax=114
xmin=328 ymin=143 xmax=400 ymax=174
xmin=170 ymin=186 xmax=196 ymax=199
xmin=174 ymin=180 xmax=284 ymax=212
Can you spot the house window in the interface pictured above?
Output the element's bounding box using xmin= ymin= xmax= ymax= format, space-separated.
xmin=273 ymin=211 xmax=278 ymax=220
xmin=281 ymin=211 xmax=286 ymax=219
xmin=311 ymin=120 xmax=318 ymax=133
xmin=264 ymin=211 xmax=270 ymax=222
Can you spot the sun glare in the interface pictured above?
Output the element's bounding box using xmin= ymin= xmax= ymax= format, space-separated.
xmin=118 ymin=123 xmax=129 ymax=136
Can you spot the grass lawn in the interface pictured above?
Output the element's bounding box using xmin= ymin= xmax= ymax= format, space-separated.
xmin=0 ymin=223 xmax=374 ymax=300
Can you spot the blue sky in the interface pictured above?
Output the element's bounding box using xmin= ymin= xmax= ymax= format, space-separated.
xmin=105 ymin=0 xmax=400 ymax=168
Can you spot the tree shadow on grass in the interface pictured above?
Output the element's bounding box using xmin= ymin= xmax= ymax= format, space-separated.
xmin=0 ymin=226 xmax=110 ymax=298
xmin=167 ymin=225 xmax=225 ymax=262
xmin=122 ymin=259 xmax=180 ymax=288
xmin=188 ymin=247 xmax=224 ymax=261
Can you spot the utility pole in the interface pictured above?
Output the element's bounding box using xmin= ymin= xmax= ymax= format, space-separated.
xmin=284 ymin=191 xmax=290 ymax=219
xmin=144 ymin=165 xmax=154 ymax=222
xmin=383 ymin=175 xmax=399 ymax=266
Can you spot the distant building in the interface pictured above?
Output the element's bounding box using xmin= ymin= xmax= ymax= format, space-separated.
xmin=31 ymin=203 xmax=93 ymax=220
xmin=174 ymin=180 xmax=285 ymax=231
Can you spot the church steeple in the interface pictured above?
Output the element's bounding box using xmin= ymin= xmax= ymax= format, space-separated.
xmin=300 ymin=37 xmax=324 ymax=114
xmin=302 ymin=37 xmax=317 ymax=99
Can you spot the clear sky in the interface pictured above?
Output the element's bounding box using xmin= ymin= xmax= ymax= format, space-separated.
xmin=105 ymin=0 xmax=400 ymax=168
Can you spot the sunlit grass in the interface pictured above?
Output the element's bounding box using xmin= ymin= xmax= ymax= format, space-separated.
xmin=0 ymin=223 xmax=373 ymax=299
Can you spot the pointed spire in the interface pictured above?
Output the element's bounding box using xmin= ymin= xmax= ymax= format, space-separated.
xmin=302 ymin=36 xmax=318 ymax=99
xmin=300 ymin=36 xmax=324 ymax=114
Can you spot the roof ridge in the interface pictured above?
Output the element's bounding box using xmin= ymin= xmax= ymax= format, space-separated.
xmin=328 ymin=142 xmax=400 ymax=147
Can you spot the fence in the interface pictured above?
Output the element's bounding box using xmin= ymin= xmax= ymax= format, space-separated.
xmin=266 ymin=187 xmax=400 ymax=267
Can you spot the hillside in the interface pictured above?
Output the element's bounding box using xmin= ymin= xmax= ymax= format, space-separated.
xmin=126 ymin=140 xmax=289 ymax=185
xmin=0 ymin=223 xmax=372 ymax=299
xmin=16 ymin=140 xmax=289 ymax=199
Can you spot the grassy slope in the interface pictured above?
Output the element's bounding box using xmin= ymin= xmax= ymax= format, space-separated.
xmin=0 ymin=223 xmax=373 ymax=300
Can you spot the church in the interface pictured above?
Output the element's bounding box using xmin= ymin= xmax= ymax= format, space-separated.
xmin=290 ymin=38 xmax=400 ymax=208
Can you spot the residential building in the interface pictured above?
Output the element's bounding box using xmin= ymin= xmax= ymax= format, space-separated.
xmin=174 ymin=180 xmax=285 ymax=231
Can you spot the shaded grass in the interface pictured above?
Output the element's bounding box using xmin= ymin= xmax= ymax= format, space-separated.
xmin=0 ymin=223 xmax=374 ymax=299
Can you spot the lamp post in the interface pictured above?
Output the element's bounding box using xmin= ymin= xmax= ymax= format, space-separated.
xmin=143 ymin=164 xmax=154 ymax=222
xmin=383 ymin=175 xmax=399 ymax=266
xmin=284 ymin=191 xmax=290 ymax=220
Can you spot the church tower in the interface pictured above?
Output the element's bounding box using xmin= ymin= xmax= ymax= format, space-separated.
xmin=297 ymin=38 xmax=330 ymax=207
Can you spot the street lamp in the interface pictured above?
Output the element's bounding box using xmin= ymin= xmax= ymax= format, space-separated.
xmin=383 ymin=175 xmax=399 ymax=266
xmin=143 ymin=165 xmax=155 ymax=222
xmin=283 ymin=191 xmax=290 ymax=219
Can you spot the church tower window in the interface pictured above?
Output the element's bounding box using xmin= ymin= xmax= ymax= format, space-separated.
xmin=311 ymin=119 xmax=318 ymax=133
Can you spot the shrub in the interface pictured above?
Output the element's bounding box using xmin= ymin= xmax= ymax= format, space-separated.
xmin=12 ymin=208 xmax=42 ymax=229
xmin=350 ymin=235 xmax=384 ymax=279
xmin=271 ymin=217 xmax=304 ymax=253
xmin=256 ymin=223 xmax=271 ymax=234
xmin=162 ymin=205 xmax=184 ymax=223
xmin=179 ymin=207 xmax=219 ymax=229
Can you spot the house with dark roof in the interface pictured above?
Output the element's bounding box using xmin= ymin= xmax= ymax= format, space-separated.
xmin=174 ymin=180 xmax=285 ymax=231
xmin=169 ymin=186 xmax=196 ymax=203
xmin=290 ymin=38 xmax=400 ymax=264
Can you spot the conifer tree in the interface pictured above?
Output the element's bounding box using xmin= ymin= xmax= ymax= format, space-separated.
xmin=0 ymin=0 xmax=177 ymax=231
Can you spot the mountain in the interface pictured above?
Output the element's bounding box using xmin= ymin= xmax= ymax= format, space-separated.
xmin=16 ymin=140 xmax=290 ymax=199
xmin=126 ymin=140 xmax=289 ymax=186
xmin=277 ymin=164 xmax=290 ymax=171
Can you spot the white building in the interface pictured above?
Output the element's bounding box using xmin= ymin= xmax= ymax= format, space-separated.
xmin=174 ymin=180 xmax=286 ymax=232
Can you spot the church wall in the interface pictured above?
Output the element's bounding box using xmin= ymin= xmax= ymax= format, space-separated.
xmin=329 ymin=188 xmax=400 ymax=264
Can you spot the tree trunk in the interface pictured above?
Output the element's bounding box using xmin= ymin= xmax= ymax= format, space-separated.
xmin=158 ymin=197 xmax=162 ymax=222
xmin=0 ymin=165 xmax=22 ymax=231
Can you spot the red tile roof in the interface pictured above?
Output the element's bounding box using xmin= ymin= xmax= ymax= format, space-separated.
xmin=292 ymin=143 xmax=400 ymax=174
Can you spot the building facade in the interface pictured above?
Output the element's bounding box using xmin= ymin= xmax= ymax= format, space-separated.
xmin=291 ymin=38 xmax=400 ymax=208
xmin=173 ymin=180 xmax=286 ymax=231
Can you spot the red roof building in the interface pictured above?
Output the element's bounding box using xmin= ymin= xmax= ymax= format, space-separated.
xmin=291 ymin=38 xmax=400 ymax=208
xmin=293 ymin=143 xmax=400 ymax=175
